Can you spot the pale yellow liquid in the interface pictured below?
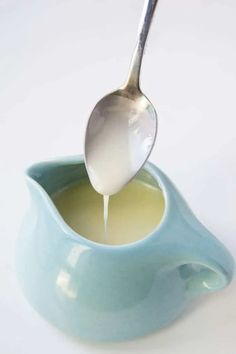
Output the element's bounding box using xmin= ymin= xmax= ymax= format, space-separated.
xmin=53 ymin=179 xmax=165 ymax=245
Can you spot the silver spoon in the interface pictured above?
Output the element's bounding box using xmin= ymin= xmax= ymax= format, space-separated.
xmin=85 ymin=0 xmax=159 ymax=196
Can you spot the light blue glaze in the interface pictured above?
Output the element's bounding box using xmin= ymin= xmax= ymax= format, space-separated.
xmin=16 ymin=155 xmax=234 ymax=342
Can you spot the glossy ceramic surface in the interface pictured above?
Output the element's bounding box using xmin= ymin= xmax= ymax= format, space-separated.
xmin=16 ymin=156 xmax=234 ymax=342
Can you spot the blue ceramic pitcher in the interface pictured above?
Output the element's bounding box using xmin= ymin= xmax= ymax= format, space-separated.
xmin=16 ymin=156 xmax=234 ymax=342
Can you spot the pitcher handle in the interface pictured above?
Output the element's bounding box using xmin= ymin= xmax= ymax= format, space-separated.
xmin=176 ymin=222 xmax=234 ymax=298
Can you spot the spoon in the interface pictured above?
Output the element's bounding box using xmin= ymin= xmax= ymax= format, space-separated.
xmin=85 ymin=0 xmax=159 ymax=196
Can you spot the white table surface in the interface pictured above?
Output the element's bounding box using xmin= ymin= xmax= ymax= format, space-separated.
xmin=0 ymin=0 xmax=236 ymax=353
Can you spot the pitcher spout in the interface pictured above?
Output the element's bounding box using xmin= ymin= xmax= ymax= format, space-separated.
xmin=24 ymin=156 xmax=90 ymax=240
xmin=26 ymin=156 xmax=88 ymax=195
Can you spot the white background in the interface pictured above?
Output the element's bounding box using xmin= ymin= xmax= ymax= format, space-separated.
xmin=0 ymin=0 xmax=236 ymax=353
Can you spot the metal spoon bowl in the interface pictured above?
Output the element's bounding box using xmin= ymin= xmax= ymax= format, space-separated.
xmin=85 ymin=0 xmax=159 ymax=196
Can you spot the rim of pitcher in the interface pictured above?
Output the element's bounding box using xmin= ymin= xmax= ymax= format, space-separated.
xmin=26 ymin=155 xmax=171 ymax=251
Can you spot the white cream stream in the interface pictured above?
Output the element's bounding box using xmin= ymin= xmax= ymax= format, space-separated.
xmin=103 ymin=195 xmax=109 ymax=242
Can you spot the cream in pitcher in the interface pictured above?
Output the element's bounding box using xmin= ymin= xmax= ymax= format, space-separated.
xmin=53 ymin=178 xmax=165 ymax=245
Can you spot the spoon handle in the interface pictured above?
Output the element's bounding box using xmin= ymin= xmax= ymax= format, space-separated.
xmin=125 ymin=0 xmax=159 ymax=90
